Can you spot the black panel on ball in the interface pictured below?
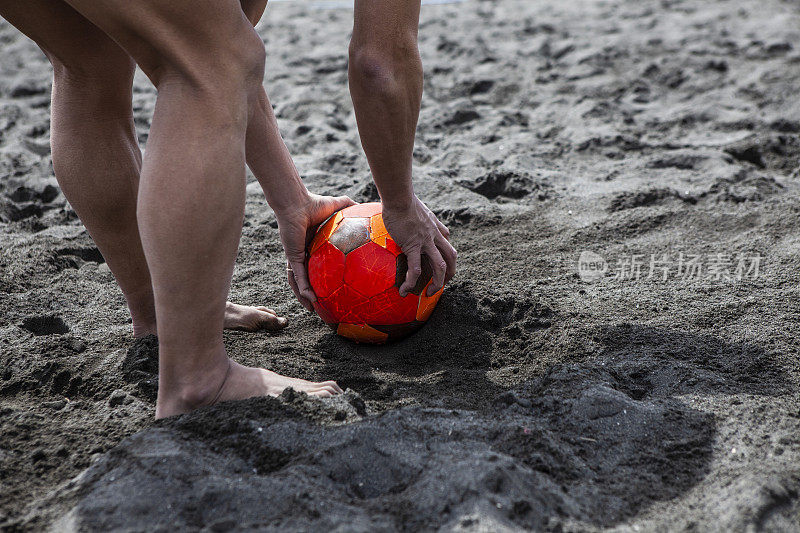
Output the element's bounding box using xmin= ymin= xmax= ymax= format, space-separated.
xmin=394 ymin=254 xmax=434 ymax=295
xmin=372 ymin=321 xmax=425 ymax=341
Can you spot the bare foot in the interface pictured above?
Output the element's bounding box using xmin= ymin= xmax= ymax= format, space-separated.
xmin=155 ymin=358 xmax=343 ymax=419
xmin=223 ymin=301 xmax=288 ymax=332
xmin=133 ymin=301 xmax=288 ymax=338
xmin=216 ymin=361 xmax=342 ymax=403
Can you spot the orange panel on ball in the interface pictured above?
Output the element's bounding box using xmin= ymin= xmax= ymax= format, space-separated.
xmin=341 ymin=202 xmax=382 ymax=218
xmin=416 ymin=280 xmax=443 ymax=322
xmin=308 ymin=241 xmax=346 ymax=298
xmin=370 ymin=214 xmax=388 ymax=238
xmin=336 ymin=323 xmax=389 ymax=344
xmin=309 ymin=211 xmax=343 ymax=256
xmin=344 ymin=241 xmax=397 ymax=297
xmin=372 ymin=234 xmax=387 ymax=247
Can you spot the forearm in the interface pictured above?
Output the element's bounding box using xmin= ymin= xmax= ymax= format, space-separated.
xmin=348 ymin=48 xmax=423 ymax=211
xmin=245 ymin=86 xmax=309 ymax=212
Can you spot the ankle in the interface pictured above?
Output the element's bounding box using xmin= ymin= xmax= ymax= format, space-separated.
xmin=156 ymin=349 xmax=231 ymax=418
xmin=133 ymin=320 xmax=157 ymax=338
xmin=124 ymin=287 xmax=157 ymax=338
xmin=156 ymin=381 xmax=222 ymax=419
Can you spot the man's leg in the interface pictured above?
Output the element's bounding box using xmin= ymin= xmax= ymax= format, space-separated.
xmin=67 ymin=0 xmax=341 ymax=417
xmin=0 ymin=0 xmax=157 ymax=336
xmin=1 ymin=0 xmax=289 ymax=337
xmin=3 ymin=0 xmax=341 ymax=417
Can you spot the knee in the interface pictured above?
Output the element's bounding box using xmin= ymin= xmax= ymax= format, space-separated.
xmin=47 ymin=44 xmax=136 ymax=103
xmin=228 ymin=29 xmax=266 ymax=90
xmin=153 ymin=28 xmax=265 ymax=101
xmin=348 ymin=37 xmax=421 ymax=95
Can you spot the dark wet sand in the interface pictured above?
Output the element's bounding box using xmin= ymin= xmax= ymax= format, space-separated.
xmin=1 ymin=0 xmax=799 ymax=530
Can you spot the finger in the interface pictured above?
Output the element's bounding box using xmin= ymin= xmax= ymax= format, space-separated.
xmin=399 ymin=248 xmax=423 ymax=297
xmin=436 ymin=235 xmax=458 ymax=283
xmin=435 ymin=218 xmax=450 ymax=239
xmin=287 ymin=271 xmax=310 ymax=311
xmin=287 ymin=266 xmax=313 ymax=311
xmin=424 ymin=244 xmax=447 ymax=296
xmin=289 ymin=260 xmax=317 ymax=306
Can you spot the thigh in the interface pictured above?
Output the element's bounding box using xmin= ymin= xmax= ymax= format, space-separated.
xmin=61 ymin=0 xmax=260 ymax=84
xmin=0 ymin=0 xmax=132 ymax=78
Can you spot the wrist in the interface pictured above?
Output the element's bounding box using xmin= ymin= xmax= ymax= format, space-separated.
xmin=381 ymin=192 xmax=416 ymax=213
xmin=263 ymin=173 xmax=311 ymax=215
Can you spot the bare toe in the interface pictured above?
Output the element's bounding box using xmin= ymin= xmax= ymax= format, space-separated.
xmin=308 ymin=388 xmax=336 ymax=398
xmin=315 ymin=380 xmax=344 ymax=394
xmin=224 ymin=301 xmax=288 ymax=332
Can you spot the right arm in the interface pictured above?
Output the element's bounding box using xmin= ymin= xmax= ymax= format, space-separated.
xmin=348 ymin=0 xmax=457 ymax=296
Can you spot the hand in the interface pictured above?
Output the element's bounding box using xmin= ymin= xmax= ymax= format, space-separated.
xmin=275 ymin=193 xmax=356 ymax=310
xmin=382 ymin=195 xmax=457 ymax=297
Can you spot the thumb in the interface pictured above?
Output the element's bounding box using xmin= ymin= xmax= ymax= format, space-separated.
xmin=334 ymin=195 xmax=357 ymax=210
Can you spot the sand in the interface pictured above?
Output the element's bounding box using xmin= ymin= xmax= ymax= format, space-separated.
xmin=1 ymin=0 xmax=800 ymax=530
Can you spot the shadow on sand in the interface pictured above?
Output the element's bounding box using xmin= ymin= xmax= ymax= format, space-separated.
xmin=41 ymin=286 xmax=790 ymax=531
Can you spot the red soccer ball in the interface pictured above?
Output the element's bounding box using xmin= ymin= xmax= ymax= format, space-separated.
xmin=307 ymin=202 xmax=443 ymax=344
